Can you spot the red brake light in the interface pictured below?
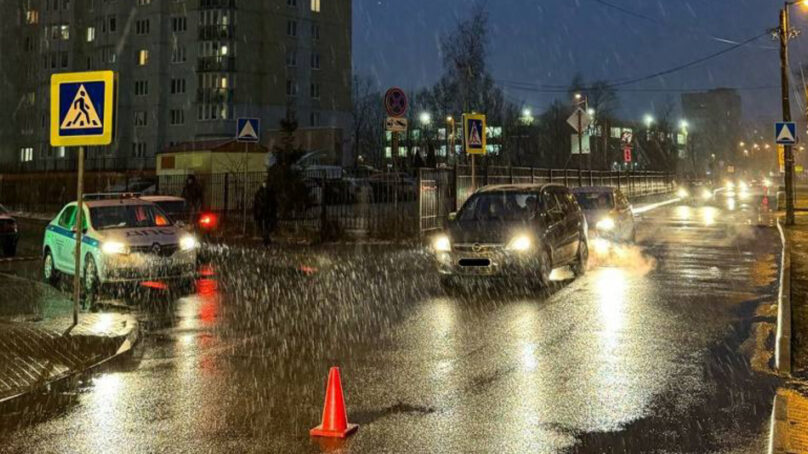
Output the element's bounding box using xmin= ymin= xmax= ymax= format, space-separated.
xmin=198 ymin=213 xmax=218 ymax=229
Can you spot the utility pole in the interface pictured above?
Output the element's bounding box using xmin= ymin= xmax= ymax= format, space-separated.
xmin=781 ymin=4 xmax=796 ymax=225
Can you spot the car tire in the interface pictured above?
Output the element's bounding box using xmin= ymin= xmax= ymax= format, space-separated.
xmin=83 ymin=255 xmax=100 ymax=311
xmin=3 ymin=240 xmax=16 ymax=257
xmin=43 ymin=249 xmax=59 ymax=286
xmin=571 ymin=239 xmax=589 ymax=277
xmin=537 ymin=249 xmax=553 ymax=287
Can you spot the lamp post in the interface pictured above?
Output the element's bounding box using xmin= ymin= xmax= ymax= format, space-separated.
xmin=446 ymin=115 xmax=455 ymax=165
xmin=574 ymin=93 xmax=587 ymax=186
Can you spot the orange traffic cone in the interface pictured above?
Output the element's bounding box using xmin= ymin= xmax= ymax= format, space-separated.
xmin=310 ymin=367 xmax=359 ymax=438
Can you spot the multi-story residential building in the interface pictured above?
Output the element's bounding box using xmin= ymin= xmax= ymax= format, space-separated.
xmin=0 ymin=0 xmax=352 ymax=173
xmin=681 ymin=88 xmax=742 ymax=174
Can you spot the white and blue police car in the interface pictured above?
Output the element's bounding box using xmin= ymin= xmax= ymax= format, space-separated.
xmin=42 ymin=195 xmax=199 ymax=299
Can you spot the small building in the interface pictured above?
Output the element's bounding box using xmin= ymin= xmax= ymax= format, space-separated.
xmin=156 ymin=139 xmax=268 ymax=177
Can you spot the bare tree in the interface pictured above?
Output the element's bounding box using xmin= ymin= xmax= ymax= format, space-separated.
xmin=351 ymin=76 xmax=385 ymax=167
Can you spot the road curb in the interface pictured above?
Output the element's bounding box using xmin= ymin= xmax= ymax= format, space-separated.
xmin=0 ymin=316 xmax=139 ymax=405
xmin=776 ymin=218 xmax=792 ymax=375
xmin=769 ymin=386 xmax=808 ymax=453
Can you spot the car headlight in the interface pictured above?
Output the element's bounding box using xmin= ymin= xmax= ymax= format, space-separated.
xmin=677 ymin=188 xmax=689 ymax=198
xmin=701 ymin=189 xmax=712 ymax=200
xmin=180 ymin=235 xmax=199 ymax=251
xmin=506 ymin=235 xmax=532 ymax=252
xmin=596 ymin=217 xmax=615 ymax=231
xmin=726 ymin=181 xmax=735 ymax=190
xmin=763 ymin=178 xmax=772 ymax=187
xmin=101 ymin=241 xmax=128 ymax=255
xmin=433 ymin=235 xmax=451 ymax=252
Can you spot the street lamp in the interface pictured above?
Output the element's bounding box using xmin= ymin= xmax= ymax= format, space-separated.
xmin=587 ymin=108 xmax=595 ymax=117
xmin=679 ymin=119 xmax=689 ymax=131
xmin=446 ymin=115 xmax=456 ymax=165
xmin=644 ymin=114 xmax=654 ymax=128
xmin=419 ymin=112 xmax=432 ymax=126
xmin=740 ymin=141 xmax=746 ymax=147
xmin=521 ymin=108 xmax=534 ymax=125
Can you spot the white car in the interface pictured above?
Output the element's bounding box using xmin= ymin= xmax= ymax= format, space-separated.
xmin=42 ymin=196 xmax=199 ymax=301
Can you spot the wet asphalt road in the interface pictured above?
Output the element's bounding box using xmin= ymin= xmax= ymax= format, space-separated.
xmin=0 ymin=193 xmax=783 ymax=453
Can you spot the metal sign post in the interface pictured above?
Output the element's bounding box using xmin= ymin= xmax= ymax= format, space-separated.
xmin=51 ymin=71 xmax=117 ymax=325
xmin=236 ymin=117 xmax=261 ymax=236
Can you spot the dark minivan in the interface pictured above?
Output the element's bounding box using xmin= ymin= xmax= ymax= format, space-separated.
xmin=433 ymin=184 xmax=589 ymax=288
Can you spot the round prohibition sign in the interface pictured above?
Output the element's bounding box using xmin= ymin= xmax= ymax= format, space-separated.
xmin=384 ymin=87 xmax=408 ymax=118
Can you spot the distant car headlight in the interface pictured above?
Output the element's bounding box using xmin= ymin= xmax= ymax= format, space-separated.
xmin=677 ymin=188 xmax=689 ymax=198
xmin=726 ymin=181 xmax=735 ymax=190
xmin=763 ymin=178 xmax=772 ymax=187
xmin=433 ymin=235 xmax=451 ymax=252
xmin=596 ymin=217 xmax=615 ymax=231
xmin=739 ymin=181 xmax=748 ymax=191
xmin=101 ymin=241 xmax=129 ymax=255
xmin=506 ymin=235 xmax=532 ymax=252
xmin=180 ymin=235 xmax=199 ymax=251
xmin=701 ymin=189 xmax=712 ymax=200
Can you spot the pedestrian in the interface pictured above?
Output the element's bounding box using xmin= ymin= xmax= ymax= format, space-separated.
xmin=181 ymin=175 xmax=203 ymax=221
xmin=253 ymin=181 xmax=278 ymax=246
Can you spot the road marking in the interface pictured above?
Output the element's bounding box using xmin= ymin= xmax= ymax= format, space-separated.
xmin=0 ymin=256 xmax=39 ymax=263
xmin=633 ymin=198 xmax=681 ymax=215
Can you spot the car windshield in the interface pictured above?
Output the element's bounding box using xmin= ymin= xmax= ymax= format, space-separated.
xmin=575 ymin=192 xmax=614 ymax=211
xmin=458 ymin=192 xmax=537 ymax=222
xmin=153 ymin=201 xmax=187 ymax=221
xmin=90 ymin=204 xmax=172 ymax=230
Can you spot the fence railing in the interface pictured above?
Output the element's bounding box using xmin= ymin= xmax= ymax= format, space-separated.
xmin=0 ymin=166 xmax=674 ymax=240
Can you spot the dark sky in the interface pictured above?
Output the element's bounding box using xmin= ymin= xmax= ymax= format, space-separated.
xmin=353 ymin=0 xmax=808 ymax=123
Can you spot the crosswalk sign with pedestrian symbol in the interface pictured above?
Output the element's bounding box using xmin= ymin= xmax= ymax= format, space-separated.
xmin=463 ymin=114 xmax=487 ymax=155
xmin=51 ymin=71 xmax=116 ymax=147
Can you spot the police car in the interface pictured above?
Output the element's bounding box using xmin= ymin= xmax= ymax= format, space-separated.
xmin=42 ymin=195 xmax=199 ymax=299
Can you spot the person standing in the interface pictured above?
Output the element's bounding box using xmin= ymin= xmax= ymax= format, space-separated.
xmin=253 ymin=181 xmax=277 ymax=246
xmin=181 ymin=175 xmax=203 ymax=222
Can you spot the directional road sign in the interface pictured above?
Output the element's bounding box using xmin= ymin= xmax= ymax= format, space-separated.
xmin=776 ymin=122 xmax=797 ymax=145
xmin=566 ymin=108 xmax=592 ymax=134
xmin=463 ymin=114 xmax=487 ymax=155
xmin=384 ymin=87 xmax=408 ymax=118
xmin=385 ymin=117 xmax=408 ymax=132
xmin=50 ymin=71 xmax=116 ymax=146
xmin=236 ymin=118 xmax=260 ymax=143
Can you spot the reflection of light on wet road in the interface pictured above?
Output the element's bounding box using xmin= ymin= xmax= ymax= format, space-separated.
xmin=727 ymin=197 xmax=736 ymax=211
xmin=703 ymin=206 xmax=718 ymax=226
xmin=596 ymin=268 xmax=626 ymax=348
xmin=89 ymin=373 xmax=124 ymax=452
xmin=674 ymin=205 xmax=692 ymax=219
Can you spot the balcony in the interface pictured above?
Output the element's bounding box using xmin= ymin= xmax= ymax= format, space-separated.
xmin=197 ymin=88 xmax=234 ymax=103
xmin=199 ymin=25 xmax=234 ymax=40
xmin=200 ymin=0 xmax=236 ymax=9
xmin=197 ymin=56 xmax=236 ymax=72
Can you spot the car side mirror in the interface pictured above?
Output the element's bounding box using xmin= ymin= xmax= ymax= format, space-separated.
xmin=448 ymin=212 xmax=457 ymax=222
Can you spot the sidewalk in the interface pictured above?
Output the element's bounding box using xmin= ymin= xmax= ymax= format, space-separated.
xmin=784 ymin=212 xmax=808 ymax=377
xmin=0 ymin=274 xmax=138 ymax=403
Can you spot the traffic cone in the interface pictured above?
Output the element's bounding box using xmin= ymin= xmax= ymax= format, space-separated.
xmin=310 ymin=367 xmax=358 ymax=438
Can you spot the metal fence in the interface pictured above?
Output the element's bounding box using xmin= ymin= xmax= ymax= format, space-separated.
xmin=1 ymin=167 xmax=673 ymax=240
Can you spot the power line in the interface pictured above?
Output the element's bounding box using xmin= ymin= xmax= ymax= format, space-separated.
xmin=495 ymin=30 xmax=768 ymax=92
xmin=500 ymin=81 xmax=778 ymax=94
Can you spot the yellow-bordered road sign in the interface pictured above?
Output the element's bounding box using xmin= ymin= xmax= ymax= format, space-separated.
xmin=463 ymin=114 xmax=487 ymax=155
xmin=50 ymin=71 xmax=116 ymax=146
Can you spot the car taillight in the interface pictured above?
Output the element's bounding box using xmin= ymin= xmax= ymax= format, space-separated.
xmin=198 ymin=213 xmax=218 ymax=230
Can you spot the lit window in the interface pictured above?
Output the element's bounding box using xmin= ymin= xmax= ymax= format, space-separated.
xmin=311 ymin=0 xmax=320 ymax=12
xmin=138 ymin=49 xmax=149 ymax=65
xmin=86 ymin=26 xmax=95 ymax=42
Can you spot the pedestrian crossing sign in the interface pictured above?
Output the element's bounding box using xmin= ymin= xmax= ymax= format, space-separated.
xmin=50 ymin=71 xmax=116 ymax=147
xmin=775 ymin=122 xmax=797 ymax=145
xmin=236 ymin=118 xmax=261 ymax=143
xmin=463 ymin=114 xmax=487 ymax=155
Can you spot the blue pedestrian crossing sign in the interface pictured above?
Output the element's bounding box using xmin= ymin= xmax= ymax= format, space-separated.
xmin=775 ymin=122 xmax=797 ymax=145
xmin=463 ymin=113 xmax=487 ymax=155
xmin=50 ymin=71 xmax=116 ymax=147
xmin=236 ymin=118 xmax=260 ymax=143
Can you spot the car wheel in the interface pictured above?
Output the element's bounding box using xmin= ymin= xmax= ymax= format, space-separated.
xmin=83 ymin=255 xmax=100 ymax=311
xmin=537 ymin=249 xmax=553 ymax=287
xmin=440 ymin=275 xmax=459 ymax=295
xmin=43 ymin=249 xmax=59 ymax=286
xmin=572 ymin=239 xmax=589 ymax=277
xmin=3 ymin=240 xmax=16 ymax=257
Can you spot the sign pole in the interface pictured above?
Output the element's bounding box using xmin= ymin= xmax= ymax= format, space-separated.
xmin=781 ymin=6 xmax=795 ymax=225
xmin=72 ymin=146 xmax=85 ymax=326
xmin=243 ymin=141 xmax=248 ymax=236
xmin=471 ymin=154 xmax=476 ymax=192
xmin=392 ymin=131 xmax=400 ymax=207
xmin=577 ymin=110 xmax=583 ymax=187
